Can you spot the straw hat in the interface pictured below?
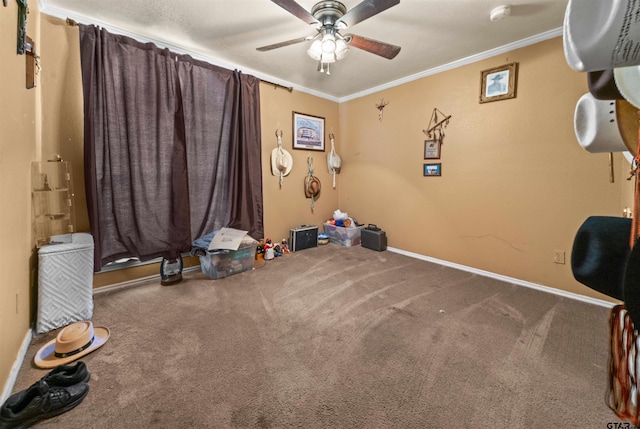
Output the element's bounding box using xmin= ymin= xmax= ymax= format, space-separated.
xmin=270 ymin=148 xmax=293 ymax=177
xmin=574 ymin=93 xmax=637 ymax=154
xmin=34 ymin=321 xmax=110 ymax=369
xmin=563 ymin=0 xmax=640 ymax=71
xmin=304 ymin=176 xmax=321 ymax=199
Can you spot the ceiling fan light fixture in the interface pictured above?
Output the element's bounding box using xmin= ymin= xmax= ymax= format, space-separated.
xmin=263 ymin=0 xmax=401 ymax=76
xmin=335 ymin=38 xmax=349 ymax=60
xmin=307 ymin=39 xmax=323 ymax=60
xmin=321 ymin=51 xmax=336 ymax=63
xmin=321 ymin=33 xmax=337 ymax=53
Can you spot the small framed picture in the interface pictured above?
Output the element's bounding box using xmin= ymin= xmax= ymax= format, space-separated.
xmin=423 ymin=163 xmax=441 ymax=176
xmin=480 ymin=62 xmax=518 ymax=103
xmin=293 ymin=112 xmax=325 ymax=151
xmin=424 ymin=140 xmax=441 ymax=159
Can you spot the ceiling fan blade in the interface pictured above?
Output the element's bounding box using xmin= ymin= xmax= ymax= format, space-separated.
xmin=336 ymin=0 xmax=399 ymax=28
xmin=345 ymin=34 xmax=401 ymax=59
xmin=271 ymin=0 xmax=319 ymax=26
xmin=256 ymin=36 xmax=310 ymax=52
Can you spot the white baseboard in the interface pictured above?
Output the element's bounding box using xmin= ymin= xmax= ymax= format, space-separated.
xmin=1 ymin=328 xmax=33 ymax=405
xmin=97 ymin=248 xmax=614 ymax=308
xmin=387 ymin=247 xmax=616 ymax=309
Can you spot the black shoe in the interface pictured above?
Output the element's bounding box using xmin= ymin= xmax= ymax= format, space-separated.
xmin=3 ymin=362 xmax=90 ymax=408
xmin=41 ymin=361 xmax=90 ymax=387
xmin=0 ymin=380 xmax=89 ymax=429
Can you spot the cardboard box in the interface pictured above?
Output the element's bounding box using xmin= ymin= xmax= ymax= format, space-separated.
xmin=323 ymin=223 xmax=363 ymax=247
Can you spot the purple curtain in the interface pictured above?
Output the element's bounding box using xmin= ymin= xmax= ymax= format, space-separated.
xmin=79 ymin=25 xmax=263 ymax=270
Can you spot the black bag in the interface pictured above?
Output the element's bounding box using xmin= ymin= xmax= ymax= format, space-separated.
xmin=361 ymin=224 xmax=387 ymax=251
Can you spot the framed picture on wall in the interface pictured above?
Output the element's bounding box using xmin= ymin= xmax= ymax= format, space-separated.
xmin=479 ymin=62 xmax=518 ymax=103
xmin=292 ymin=112 xmax=325 ymax=151
xmin=423 ymin=163 xmax=441 ymax=176
xmin=424 ymin=140 xmax=441 ymax=159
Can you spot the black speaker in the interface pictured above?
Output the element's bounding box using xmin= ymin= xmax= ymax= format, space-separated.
xmin=289 ymin=225 xmax=318 ymax=252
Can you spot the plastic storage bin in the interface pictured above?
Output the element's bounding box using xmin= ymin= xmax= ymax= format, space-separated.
xmin=323 ymin=223 xmax=363 ymax=247
xmin=199 ymin=235 xmax=258 ymax=279
xmin=37 ymin=233 xmax=94 ymax=334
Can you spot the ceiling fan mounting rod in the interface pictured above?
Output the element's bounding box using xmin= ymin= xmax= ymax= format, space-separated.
xmin=311 ymin=1 xmax=347 ymax=27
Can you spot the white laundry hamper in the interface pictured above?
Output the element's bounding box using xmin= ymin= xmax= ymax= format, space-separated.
xmin=37 ymin=233 xmax=94 ymax=334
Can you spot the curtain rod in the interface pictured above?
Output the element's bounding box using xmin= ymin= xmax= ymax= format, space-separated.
xmin=260 ymin=79 xmax=293 ymax=93
xmin=66 ymin=18 xmax=293 ymax=93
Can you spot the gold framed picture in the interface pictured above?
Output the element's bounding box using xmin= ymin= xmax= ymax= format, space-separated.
xmin=479 ymin=62 xmax=518 ymax=104
xmin=292 ymin=112 xmax=325 ymax=151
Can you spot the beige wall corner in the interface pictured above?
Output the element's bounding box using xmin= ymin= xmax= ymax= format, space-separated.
xmin=260 ymin=86 xmax=340 ymax=243
xmin=40 ymin=15 xmax=88 ymax=232
xmin=0 ymin=0 xmax=41 ymax=397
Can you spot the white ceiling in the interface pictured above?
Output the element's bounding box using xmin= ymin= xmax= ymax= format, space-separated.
xmin=40 ymin=0 xmax=569 ymax=101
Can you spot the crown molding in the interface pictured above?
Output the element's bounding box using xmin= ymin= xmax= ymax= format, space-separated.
xmin=339 ymin=27 xmax=563 ymax=102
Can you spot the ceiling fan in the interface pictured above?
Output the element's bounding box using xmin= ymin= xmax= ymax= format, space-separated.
xmin=257 ymin=0 xmax=401 ymax=75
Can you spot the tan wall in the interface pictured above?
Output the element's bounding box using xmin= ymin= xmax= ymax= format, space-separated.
xmin=0 ymin=0 xmax=41 ymax=394
xmin=39 ymin=15 xmax=89 ymax=233
xmin=260 ymin=87 xmax=340 ymax=243
xmin=338 ymin=37 xmax=626 ymax=303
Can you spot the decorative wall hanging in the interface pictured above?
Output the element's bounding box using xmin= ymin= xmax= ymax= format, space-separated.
xmin=376 ymin=98 xmax=389 ymax=121
xmin=293 ymin=112 xmax=325 ymax=151
xmin=480 ymin=62 xmax=518 ymax=103
xmin=326 ymin=133 xmax=342 ymax=189
xmin=304 ymin=155 xmax=321 ymax=212
xmin=423 ymin=163 xmax=442 ymax=176
xmin=423 ymin=107 xmax=452 ymax=146
xmin=270 ymin=129 xmax=293 ymax=188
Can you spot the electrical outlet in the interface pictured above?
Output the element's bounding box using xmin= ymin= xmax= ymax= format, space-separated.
xmin=553 ymin=250 xmax=565 ymax=265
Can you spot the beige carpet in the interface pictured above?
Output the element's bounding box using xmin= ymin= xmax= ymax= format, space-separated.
xmin=13 ymin=244 xmax=621 ymax=428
